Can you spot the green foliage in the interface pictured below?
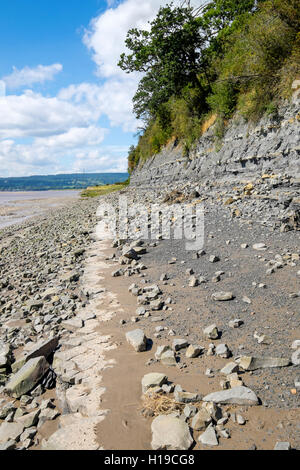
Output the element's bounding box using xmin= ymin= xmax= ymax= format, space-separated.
xmin=214 ymin=0 xmax=300 ymax=119
xmin=207 ymin=80 xmax=238 ymax=118
xmin=122 ymin=0 xmax=300 ymax=171
xmin=119 ymin=3 xmax=206 ymax=121
xmin=81 ymin=181 xmax=129 ymax=199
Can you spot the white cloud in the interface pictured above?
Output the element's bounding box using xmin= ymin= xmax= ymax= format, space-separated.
xmin=58 ymin=80 xmax=138 ymax=132
xmin=0 ymin=134 xmax=127 ymax=177
xmin=3 ymin=63 xmax=63 ymax=90
xmin=83 ymin=0 xmax=162 ymax=79
xmin=0 ymin=90 xmax=100 ymax=139
xmin=82 ymin=0 xmax=203 ymax=130
xmin=0 ymin=1 xmax=204 ymax=177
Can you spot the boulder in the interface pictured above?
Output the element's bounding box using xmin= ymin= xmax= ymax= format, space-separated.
xmin=151 ymin=415 xmax=193 ymax=450
xmin=4 ymin=356 xmax=50 ymax=398
xmin=126 ymin=329 xmax=147 ymax=352
xmin=142 ymin=373 xmax=167 ymax=394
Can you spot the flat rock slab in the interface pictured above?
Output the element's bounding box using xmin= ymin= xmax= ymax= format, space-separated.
xmin=203 ymin=386 xmax=259 ymax=406
xmin=61 ymin=319 xmax=84 ymax=332
xmin=274 ymin=442 xmax=291 ymax=450
xmin=142 ymin=373 xmax=167 ymax=394
xmin=126 ymin=329 xmax=147 ymax=352
xmin=0 ymin=422 xmax=24 ymax=445
xmin=25 ymin=337 xmax=59 ymax=363
xmin=237 ymin=356 xmax=291 ymax=371
xmin=41 ymin=419 xmax=102 ymax=450
xmin=5 ymin=356 xmax=49 ymax=398
xmin=151 ymin=415 xmax=193 ymax=450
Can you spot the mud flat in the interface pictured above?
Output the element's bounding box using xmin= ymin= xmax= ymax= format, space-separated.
xmin=0 ymin=190 xmax=80 ymax=229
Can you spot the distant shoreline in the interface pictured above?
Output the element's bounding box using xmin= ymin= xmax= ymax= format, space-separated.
xmin=0 ymin=172 xmax=129 ymax=192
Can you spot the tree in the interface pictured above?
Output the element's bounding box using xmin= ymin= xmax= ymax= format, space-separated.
xmin=118 ymin=3 xmax=206 ymax=121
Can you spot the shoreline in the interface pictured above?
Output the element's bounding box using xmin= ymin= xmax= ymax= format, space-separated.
xmin=0 ymin=185 xmax=299 ymax=450
xmin=0 ymin=190 xmax=81 ymax=230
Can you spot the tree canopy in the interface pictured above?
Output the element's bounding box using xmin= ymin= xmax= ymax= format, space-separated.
xmin=119 ymin=4 xmax=206 ymax=120
xmin=120 ymin=0 xmax=300 ymax=172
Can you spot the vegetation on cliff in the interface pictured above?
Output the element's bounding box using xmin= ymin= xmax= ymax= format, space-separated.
xmin=119 ymin=0 xmax=300 ymax=172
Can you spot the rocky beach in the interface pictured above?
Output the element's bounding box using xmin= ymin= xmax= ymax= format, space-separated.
xmin=0 ymin=167 xmax=299 ymax=450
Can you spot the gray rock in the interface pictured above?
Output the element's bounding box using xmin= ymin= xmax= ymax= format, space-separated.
xmin=142 ymin=373 xmax=168 ymax=394
xmin=126 ymin=329 xmax=147 ymax=352
xmin=220 ymin=362 xmax=239 ymax=375
xmin=0 ymin=439 xmax=17 ymax=450
xmin=155 ymin=345 xmax=171 ymax=360
xmin=16 ymin=409 xmax=40 ymax=429
xmin=0 ymin=342 xmax=12 ymax=368
xmin=174 ymin=390 xmax=201 ymax=404
xmin=216 ymin=344 xmax=230 ymax=358
xmin=253 ymin=243 xmax=267 ymax=251
xmin=203 ymin=324 xmax=219 ymax=340
xmin=237 ymin=356 xmax=291 ymax=371
xmin=229 ymin=319 xmax=244 ymax=329
xmin=0 ymin=402 xmax=16 ymax=420
xmin=5 ymin=356 xmax=50 ymax=398
xmin=0 ymin=422 xmax=24 ymax=444
xmin=151 ymin=415 xmax=193 ymax=450
xmin=212 ymin=291 xmax=234 ymax=301
xmin=199 ymin=424 xmax=219 ymax=447
xmin=191 ymin=409 xmax=212 ymax=431
xmin=186 ymin=345 xmax=204 ymax=358
xmin=161 ymin=350 xmax=177 ymax=367
xmin=274 ymin=442 xmax=291 ymax=450
xmin=172 ymin=339 xmax=189 ymax=351
xmin=202 ymin=386 xmax=259 ymax=405
xmin=291 ymin=349 xmax=300 ymax=365
xmin=61 ymin=318 xmax=84 ymax=332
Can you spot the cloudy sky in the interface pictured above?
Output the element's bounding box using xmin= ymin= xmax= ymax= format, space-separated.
xmin=0 ymin=0 xmax=200 ymax=177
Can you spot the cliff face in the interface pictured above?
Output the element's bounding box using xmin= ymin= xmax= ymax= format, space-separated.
xmin=131 ymin=91 xmax=300 ymax=188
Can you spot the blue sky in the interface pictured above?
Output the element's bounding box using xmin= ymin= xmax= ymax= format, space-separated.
xmin=0 ymin=1 xmax=103 ymax=91
xmin=0 ymin=0 xmax=194 ymax=177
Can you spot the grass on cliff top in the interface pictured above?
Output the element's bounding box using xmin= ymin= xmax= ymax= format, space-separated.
xmin=81 ymin=180 xmax=129 ymax=198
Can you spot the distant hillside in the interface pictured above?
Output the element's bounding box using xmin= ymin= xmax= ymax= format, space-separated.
xmin=0 ymin=173 xmax=129 ymax=191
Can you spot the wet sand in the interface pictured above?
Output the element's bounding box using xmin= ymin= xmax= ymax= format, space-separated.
xmin=0 ymin=190 xmax=80 ymax=229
